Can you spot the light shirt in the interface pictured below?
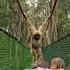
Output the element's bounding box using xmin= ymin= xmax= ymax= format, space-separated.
xmin=24 ymin=68 xmax=64 ymax=70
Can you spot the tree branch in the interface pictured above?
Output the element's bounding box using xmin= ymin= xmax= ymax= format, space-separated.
xmin=39 ymin=0 xmax=58 ymax=33
xmin=16 ymin=0 xmax=27 ymax=19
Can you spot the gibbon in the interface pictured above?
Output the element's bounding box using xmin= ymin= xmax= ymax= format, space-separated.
xmin=27 ymin=18 xmax=48 ymax=62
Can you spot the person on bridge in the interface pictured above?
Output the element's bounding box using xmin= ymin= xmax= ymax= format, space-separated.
xmin=50 ymin=58 xmax=65 ymax=70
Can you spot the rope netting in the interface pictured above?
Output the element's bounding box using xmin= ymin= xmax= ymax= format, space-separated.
xmin=0 ymin=0 xmax=70 ymax=70
xmin=0 ymin=27 xmax=70 ymax=70
xmin=42 ymin=33 xmax=70 ymax=70
xmin=0 ymin=29 xmax=32 ymax=70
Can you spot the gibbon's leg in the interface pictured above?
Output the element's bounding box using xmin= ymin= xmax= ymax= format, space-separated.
xmin=36 ymin=47 xmax=42 ymax=59
xmin=32 ymin=46 xmax=42 ymax=63
xmin=32 ymin=48 xmax=37 ymax=62
xmin=31 ymin=44 xmax=39 ymax=62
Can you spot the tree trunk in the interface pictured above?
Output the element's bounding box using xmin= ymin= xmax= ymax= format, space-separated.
xmin=11 ymin=0 xmax=21 ymax=39
xmin=51 ymin=0 xmax=58 ymax=42
xmin=46 ymin=0 xmax=58 ymax=45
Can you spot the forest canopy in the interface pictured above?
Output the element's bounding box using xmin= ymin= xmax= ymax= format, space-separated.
xmin=0 ymin=0 xmax=70 ymax=46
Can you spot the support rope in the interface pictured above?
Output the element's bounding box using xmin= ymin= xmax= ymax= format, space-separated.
xmin=46 ymin=0 xmax=58 ymax=31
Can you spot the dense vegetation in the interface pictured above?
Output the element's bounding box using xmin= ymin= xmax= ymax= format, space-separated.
xmin=0 ymin=0 xmax=70 ymax=69
xmin=0 ymin=0 xmax=70 ymax=45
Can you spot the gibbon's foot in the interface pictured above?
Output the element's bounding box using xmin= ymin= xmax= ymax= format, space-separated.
xmin=32 ymin=61 xmax=38 ymax=69
xmin=32 ymin=57 xmax=49 ymax=69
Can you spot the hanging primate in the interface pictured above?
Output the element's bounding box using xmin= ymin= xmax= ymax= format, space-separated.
xmin=17 ymin=0 xmax=47 ymax=62
xmin=16 ymin=0 xmax=49 ymax=63
xmin=17 ymin=0 xmax=58 ymax=65
xmin=26 ymin=18 xmax=48 ymax=62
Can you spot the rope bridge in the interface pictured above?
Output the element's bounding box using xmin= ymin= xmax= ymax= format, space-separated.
xmin=0 ymin=28 xmax=70 ymax=70
xmin=0 ymin=29 xmax=32 ymax=70
xmin=42 ymin=33 xmax=70 ymax=70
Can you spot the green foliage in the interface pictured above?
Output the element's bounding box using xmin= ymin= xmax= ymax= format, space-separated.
xmin=0 ymin=0 xmax=12 ymax=28
xmin=0 ymin=0 xmax=70 ymax=69
xmin=57 ymin=0 xmax=70 ymax=38
xmin=0 ymin=0 xmax=70 ymax=36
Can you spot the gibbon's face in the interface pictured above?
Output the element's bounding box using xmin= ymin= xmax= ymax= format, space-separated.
xmin=32 ymin=31 xmax=42 ymax=41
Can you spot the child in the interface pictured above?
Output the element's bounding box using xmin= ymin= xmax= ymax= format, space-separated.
xmin=50 ymin=58 xmax=65 ymax=70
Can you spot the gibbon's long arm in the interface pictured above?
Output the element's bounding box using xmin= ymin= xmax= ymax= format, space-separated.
xmin=38 ymin=18 xmax=48 ymax=34
xmin=16 ymin=0 xmax=36 ymax=33
xmin=38 ymin=0 xmax=58 ymax=34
